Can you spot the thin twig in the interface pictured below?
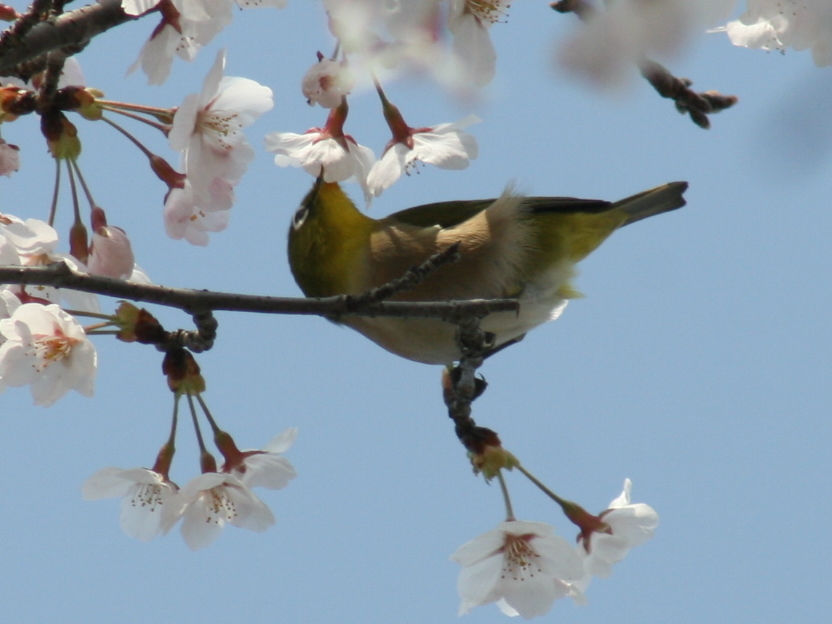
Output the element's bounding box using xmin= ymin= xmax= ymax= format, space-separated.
xmin=342 ymin=242 xmax=461 ymax=311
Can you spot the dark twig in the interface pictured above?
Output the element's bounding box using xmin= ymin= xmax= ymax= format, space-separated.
xmin=0 ymin=263 xmax=519 ymax=321
xmin=158 ymin=310 xmax=218 ymax=354
xmin=0 ymin=0 xmax=53 ymax=54
xmin=640 ymin=59 xmax=738 ymax=129
xmin=442 ymin=311 xmax=499 ymax=456
xmin=342 ymin=242 xmax=461 ymax=311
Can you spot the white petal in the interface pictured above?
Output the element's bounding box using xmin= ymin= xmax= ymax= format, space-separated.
xmin=262 ymin=427 xmax=298 ymax=454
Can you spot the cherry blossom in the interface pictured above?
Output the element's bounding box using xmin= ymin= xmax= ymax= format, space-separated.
xmin=168 ymin=49 xmax=273 ymax=204
xmin=0 ymin=214 xmax=58 ymax=256
xmin=173 ymin=472 xmax=276 ymax=550
xmin=222 ymin=427 xmax=298 ymax=490
xmin=451 ymin=520 xmax=585 ymax=619
xmin=163 ymin=180 xmax=232 ymax=246
xmin=301 ymin=57 xmax=354 ymax=108
xmin=367 ymin=114 xmax=479 ymax=197
xmin=266 ymin=129 xmax=374 ymax=201
xmin=82 ymin=467 xmax=180 ymax=542
xmin=448 ymin=0 xmax=511 ymax=87
xmin=723 ymin=0 xmax=832 ymax=66
xmin=0 ymin=213 xmax=98 ymax=311
xmin=580 ymin=479 xmax=659 ymax=579
xmin=0 ymin=303 xmax=97 ymax=405
xmin=323 ymin=0 xmax=443 ymax=73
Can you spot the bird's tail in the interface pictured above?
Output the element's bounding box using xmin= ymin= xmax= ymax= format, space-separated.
xmin=615 ymin=181 xmax=688 ymax=226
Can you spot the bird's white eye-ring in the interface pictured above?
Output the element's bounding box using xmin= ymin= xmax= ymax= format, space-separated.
xmin=292 ymin=205 xmax=309 ymax=230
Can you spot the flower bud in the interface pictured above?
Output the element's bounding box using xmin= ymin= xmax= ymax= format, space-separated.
xmin=87 ymin=207 xmax=135 ymax=279
xmin=163 ymin=348 xmax=206 ymax=395
xmin=42 ymin=111 xmax=82 ymax=160
xmin=114 ymin=301 xmax=166 ymax=344
xmin=69 ymin=221 xmax=89 ymax=264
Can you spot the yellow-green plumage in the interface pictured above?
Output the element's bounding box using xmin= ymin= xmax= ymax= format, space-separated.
xmin=288 ymin=178 xmax=687 ymax=364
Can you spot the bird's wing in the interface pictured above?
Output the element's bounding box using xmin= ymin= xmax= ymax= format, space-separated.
xmin=387 ymin=199 xmax=494 ymax=228
xmin=521 ymin=196 xmax=612 ymax=214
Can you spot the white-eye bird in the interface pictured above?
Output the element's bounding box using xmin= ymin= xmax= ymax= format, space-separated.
xmin=288 ymin=178 xmax=688 ymax=365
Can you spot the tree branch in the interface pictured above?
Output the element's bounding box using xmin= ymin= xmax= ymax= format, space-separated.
xmin=0 ymin=263 xmax=520 ymax=321
xmin=0 ymin=0 xmax=137 ymax=77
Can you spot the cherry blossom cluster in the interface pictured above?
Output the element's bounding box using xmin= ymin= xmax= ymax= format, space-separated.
xmin=451 ymin=477 xmax=658 ymax=619
xmin=83 ymin=347 xmax=297 ymax=550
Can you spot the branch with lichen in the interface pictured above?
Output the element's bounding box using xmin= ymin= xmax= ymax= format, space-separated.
xmin=0 ymin=0 xmax=138 ymax=79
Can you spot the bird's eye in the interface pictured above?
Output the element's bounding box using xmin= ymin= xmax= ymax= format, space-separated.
xmin=292 ymin=205 xmax=309 ymax=230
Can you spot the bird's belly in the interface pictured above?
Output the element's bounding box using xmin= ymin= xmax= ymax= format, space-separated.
xmin=343 ymin=294 xmax=568 ymax=365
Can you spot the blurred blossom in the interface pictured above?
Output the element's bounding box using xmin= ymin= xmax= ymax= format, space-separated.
xmin=173 ymin=472 xmax=276 ymax=550
xmin=448 ymin=0 xmax=511 ymax=87
xmin=0 ymin=303 xmax=97 ymax=406
xmin=324 ymin=0 xmax=444 ymax=77
xmin=367 ymin=114 xmax=479 ymax=197
xmin=169 ymin=49 xmax=273 ymax=206
xmin=82 ymin=467 xmax=180 ymax=542
xmin=302 ymin=57 xmax=354 ymax=108
xmin=558 ymin=0 xmax=736 ymax=87
xmin=722 ymin=0 xmax=832 ymax=66
xmin=580 ymin=479 xmax=659 ymax=579
xmin=451 ymin=520 xmax=585 ymax=619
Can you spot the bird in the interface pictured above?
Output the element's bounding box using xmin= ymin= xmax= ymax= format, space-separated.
xmin=288 ymin=178 xmax=688 ymax=365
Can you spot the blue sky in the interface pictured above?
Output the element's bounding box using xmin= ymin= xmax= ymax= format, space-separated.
xmin=1 ymin=3 xmax=830 ymax=624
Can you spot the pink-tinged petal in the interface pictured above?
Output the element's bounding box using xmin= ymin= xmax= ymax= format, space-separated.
xmin=88 ymin=226 xmax=135 ymax=280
